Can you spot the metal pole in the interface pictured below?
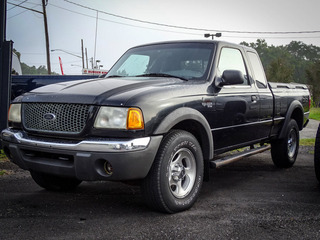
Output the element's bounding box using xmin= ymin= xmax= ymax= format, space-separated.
xmin=42 ymin=0 xmax=51 ymax=74
xmin=85 ymin=48 xmax=88 ymax=69
xmin=81 ymin=39 xmax=84 ymax=69
xmin=93 ymin=11 xmax=98 ymax=66
xmin=0 ymin=0 xmax=5 ymax=41
xmin=0 ymin=0 xmax=13 ymax=145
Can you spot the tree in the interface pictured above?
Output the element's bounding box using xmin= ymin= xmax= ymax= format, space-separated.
xmin=306 ymin=61 xmax=320 ymax=106
xmin=267 ymin=57 xmax=294 ymax=83
xmin=12 ymin=48 xmax=57 ymax=75
xmin=240 ymin=39 xmax=320 ymax=84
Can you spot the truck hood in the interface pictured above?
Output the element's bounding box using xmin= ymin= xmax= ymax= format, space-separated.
xmin=20 ymin=77 xmax=183 ymax=105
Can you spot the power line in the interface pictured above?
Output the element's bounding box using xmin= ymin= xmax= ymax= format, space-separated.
xmin=7 ymin=0 xmax=29 ymax=11
xmin=64 ymin=0 xmax=320 ymax=35
xmin=7 ymin=1 xmax=43 ymax=14
xmin=7 ymin=3 xmax=42 ymax=19
xmin=49 ymin=3 xmax=201 ymax=36
xmin=51 ymin=3 xmax=320 ymax=41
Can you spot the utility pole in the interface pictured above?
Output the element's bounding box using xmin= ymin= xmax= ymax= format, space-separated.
xmin=85 ymin=48 xmax=88 ymax=69
xmin=42 ymin=0 xmax=51 ymax=74
xmin=0 ymin=0 xmax=13 ymax=144
xmin=93 ymin=11 xmax=98 ymax=65
xmin=81 ymin=39 xmax=84 ymax=69
xmin=7 ymin=1 xmax=51 ymax=74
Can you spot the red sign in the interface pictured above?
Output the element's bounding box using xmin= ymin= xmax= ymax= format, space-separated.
xmin=59 ymin=57 xmax=64 ymax=75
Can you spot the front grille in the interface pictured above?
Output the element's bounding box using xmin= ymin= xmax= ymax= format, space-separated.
xmin=23 ymin=103 xmax=90 ymax=134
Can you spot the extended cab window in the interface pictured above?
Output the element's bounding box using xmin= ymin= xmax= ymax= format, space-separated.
xmin=247 ymin=51 xmax=268 ymax=88
xmin=217 ymin=48 xmax=249 ymax=85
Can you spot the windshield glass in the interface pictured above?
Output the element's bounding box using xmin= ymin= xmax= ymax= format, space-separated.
xmin=107 ymin=42 xmax=215 ymax=80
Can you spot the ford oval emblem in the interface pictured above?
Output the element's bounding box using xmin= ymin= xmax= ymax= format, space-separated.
xmin=43 ymin=113 xmax=56 ymax=121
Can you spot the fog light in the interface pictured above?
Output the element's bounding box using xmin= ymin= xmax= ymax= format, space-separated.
xmin=104 ymin=161 xmax=113 ymax=175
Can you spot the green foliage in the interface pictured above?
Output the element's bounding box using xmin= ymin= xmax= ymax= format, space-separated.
xmin=306 ymin=61 xmax=320 ymax=106
xmin=0 ymin=149 xmax=7 ymax=162
xmin=13 ymin=48 xmax=58 ymax=75
xmin=300 ymin=138 xmax=315 ymax=146
xmin=241 ymin=39 xmax=320 ymax=104
xmin=240 ymin=39 xmax=320 ymax=84
xmin=309 ymin=108 xmax=320 ymax=121
xmin=13 ymin=48 xmax=21 ymax=60
xmin=21 ymin=63 xmax=51 ymax=75
xmin=266 ymin=57 xmax=294 ymax=83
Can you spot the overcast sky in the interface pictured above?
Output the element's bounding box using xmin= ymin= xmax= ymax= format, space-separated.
xmin=6 ymin=0 xmax=320 ymax=75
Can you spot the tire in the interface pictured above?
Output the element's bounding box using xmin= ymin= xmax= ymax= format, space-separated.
xmin=30 ymin=171 xmax=82 ymax=192
xmin=141 ymin=130 xmax=204 ymax=213
xmin=271 ymin=119 xmax=299 ymax=168
xmin=314 ymin=124 xmax=320 ymax=182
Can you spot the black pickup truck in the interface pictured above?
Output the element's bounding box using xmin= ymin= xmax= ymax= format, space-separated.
xmin=1 ymin=40 xmax=310 ymax=213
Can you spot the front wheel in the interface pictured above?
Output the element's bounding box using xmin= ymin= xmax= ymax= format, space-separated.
xmin=141 ymin=130 xmax=204 ymax=213
xmin=30 ymin=171 xmax=82 ymax=192
xmin=271 ymin=119 xmax=299 ymax=168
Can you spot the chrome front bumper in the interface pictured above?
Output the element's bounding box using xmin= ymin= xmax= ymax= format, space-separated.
xmin=1 ymin=128 xmax=163 ymax=181
xmin=1 ymin=129 xmax=151 ymax=152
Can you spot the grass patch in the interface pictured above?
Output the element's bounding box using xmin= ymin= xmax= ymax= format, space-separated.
xmin=0 ymin=149 xmax=7 ymax=162
xmin=310 ymin=108 xmax=320 ymax=121
xmin=0 ymin=170 xmax=8 ymax=176
xmin=300 ymin=138 xmax=315 ymax=146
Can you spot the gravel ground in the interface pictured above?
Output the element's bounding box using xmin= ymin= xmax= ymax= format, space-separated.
xmin=0 ymin=144 xmax=319 ymax=240
xmin=1 ymin=122 xmax=319 ymax=239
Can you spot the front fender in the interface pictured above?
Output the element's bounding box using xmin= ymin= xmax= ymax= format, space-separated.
xmin=153 ymin=107 xmax=214 ymax=160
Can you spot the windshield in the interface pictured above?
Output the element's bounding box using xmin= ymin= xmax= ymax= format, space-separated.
xmin=107 ymin=42 xmax=215 ymax=81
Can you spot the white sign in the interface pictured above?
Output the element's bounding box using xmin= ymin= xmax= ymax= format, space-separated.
xmin=82 ymin=68 xmax=108 ymax=75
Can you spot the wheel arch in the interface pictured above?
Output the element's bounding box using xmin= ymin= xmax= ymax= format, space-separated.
xmin=153 ymin=107 xmax=214 ymax=180
xmin=279 ymin=100 xmax=304 ymax=139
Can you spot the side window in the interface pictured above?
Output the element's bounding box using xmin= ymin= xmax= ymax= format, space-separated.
xmin=247 ymin=52 xmax=268 ymax=88
xmin=217 ymin=48 xmax=249 ymax=85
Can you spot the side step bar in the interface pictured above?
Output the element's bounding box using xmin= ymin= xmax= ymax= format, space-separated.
xmin=210 ymin=145 xmax=271 ymax=168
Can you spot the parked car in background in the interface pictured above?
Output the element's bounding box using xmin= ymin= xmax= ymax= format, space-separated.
xmin=11 ymin=75 xmax=99 ymax=100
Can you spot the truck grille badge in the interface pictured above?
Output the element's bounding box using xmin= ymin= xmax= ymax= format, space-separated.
xmin=43 ymin=113 xmax=56 ymax=121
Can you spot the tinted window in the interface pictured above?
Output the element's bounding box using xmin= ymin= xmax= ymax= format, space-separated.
xmin=247 ymin=51 xmax=268 ymax=88
xmin=217 ymin=48 xmax=249 ymax=85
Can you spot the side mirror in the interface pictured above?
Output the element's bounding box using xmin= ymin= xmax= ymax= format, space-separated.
xmin=215 ymin=70 xmax=245 ymax=88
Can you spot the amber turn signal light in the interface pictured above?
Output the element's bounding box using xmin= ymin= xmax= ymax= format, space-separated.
xmin=127 ymin=108 xmax=144 ymax=130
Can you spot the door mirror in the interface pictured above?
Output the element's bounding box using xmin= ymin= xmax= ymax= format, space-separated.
xmin=215 ymin=70 xmax=245 ymax=88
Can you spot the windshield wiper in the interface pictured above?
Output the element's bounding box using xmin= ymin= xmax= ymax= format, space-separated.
xmin=135 ymin=73 xmax=188 ymax=81
xmin=106 ymin=75 xmax=123 ymax=78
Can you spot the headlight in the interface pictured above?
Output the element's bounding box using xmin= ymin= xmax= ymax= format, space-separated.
xmin=94 ymin=107 xmax=144 ymax=130
xmin=8 ymin=104 xmax=21 ymax=123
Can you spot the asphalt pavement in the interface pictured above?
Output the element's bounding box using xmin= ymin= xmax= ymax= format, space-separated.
xmin=300 ymin=119 xmax=320 ymax=139
xmin=0 ymin=122 xmax=320 ymax=239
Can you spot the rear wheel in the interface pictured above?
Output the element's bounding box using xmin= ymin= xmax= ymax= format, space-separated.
xmin=141 ymin=130 xmax=204 ymax=213
xmin=271 ymin=119 xmax=299 ymax=168
xmin=314 ymin=124 xmax=320 ymax=182
xmin=30 ymin=171 xmax=82 ymax=191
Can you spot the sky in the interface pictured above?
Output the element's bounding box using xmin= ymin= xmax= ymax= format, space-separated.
xmin=6 ymin=0 xmax=320 ymax=75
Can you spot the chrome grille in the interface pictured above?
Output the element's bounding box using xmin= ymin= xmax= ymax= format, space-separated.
xmin=23 ymin=103 xmax=90 ymax=134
